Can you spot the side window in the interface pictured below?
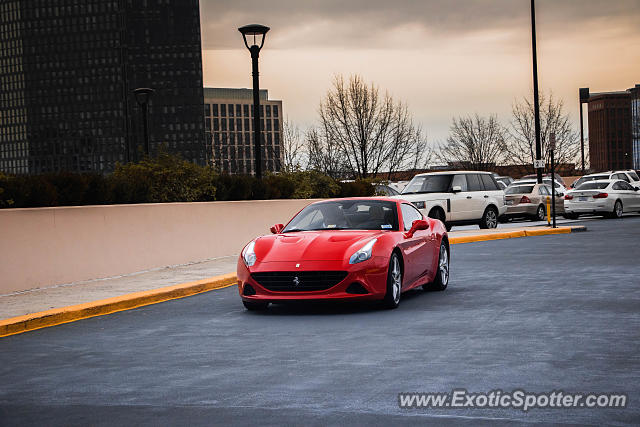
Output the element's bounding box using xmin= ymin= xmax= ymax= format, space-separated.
xmin=620 ymin=181 xmax=633 ymax=191
xmin=539 ymin=185 xmax=548 ymax=195
xmin=612 ymin=182 xmax=622 ymax=190
xmin=451 ymin=174 xmax=468 ymax=191
xmin=467 ymin=174 xmax=483 ymax=191
xmin=401 ymin=204 xmax=423 ymax=231
xmin=480 ymin=174 xmax=499 ymax=191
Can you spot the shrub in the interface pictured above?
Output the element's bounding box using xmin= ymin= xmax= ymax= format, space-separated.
xmin=0 ymin=154 xmax=378 ymax=208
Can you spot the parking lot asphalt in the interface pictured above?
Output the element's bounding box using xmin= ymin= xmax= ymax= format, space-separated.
xmin=1 ymin=216 xmax=639 ymax=426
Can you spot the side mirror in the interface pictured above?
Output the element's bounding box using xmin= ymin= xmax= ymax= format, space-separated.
xmin=270 ymin=223 xmax=284 ymax=234
xmin=404 ymin=219 xmax=429 ymax=238
xmin=451 ymin=185 xmax=462 ymax=193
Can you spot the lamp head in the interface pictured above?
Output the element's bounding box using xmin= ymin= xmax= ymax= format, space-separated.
xmin=238 ymin=24 xmax=270 ymax=50
xmin=133 ymin=87 xmax=155 ymax=105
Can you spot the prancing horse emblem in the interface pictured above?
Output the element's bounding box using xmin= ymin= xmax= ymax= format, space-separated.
xmin=293 ymin=276 xmax=300 ymax=286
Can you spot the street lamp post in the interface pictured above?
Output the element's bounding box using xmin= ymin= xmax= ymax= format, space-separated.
xmin=530 ymin=0 xmax=543 ymax=184
xmin=238 ymin=24 xmax=270 ymax=179
xmin=550 ymin=132 xmax=557 ymax=228
xmin=133 ymin=87 xmax=155 ymax=158
xmin=579 ymin=88 xmax=590 ymax=174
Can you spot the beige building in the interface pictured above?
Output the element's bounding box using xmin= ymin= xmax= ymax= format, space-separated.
xmin=204 ymin=88 xmax=283 ymax=174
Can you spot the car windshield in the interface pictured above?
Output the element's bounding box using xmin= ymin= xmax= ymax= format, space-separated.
xmin=574 ymin=175 xmax=607 ymax=187
xmin=505 ymin=185 xmax=534 ymax=194
xmin=283 ymin=200 xmax=399 ymax=232
xmin=402 ymin=175 xmax=452 ymax=194
xmin=577 ymin=182 xmax=609 ymax=190
xmin=627 ymin=171 xmax=639 ymax=181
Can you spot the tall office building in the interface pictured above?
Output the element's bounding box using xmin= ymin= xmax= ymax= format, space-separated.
xmin=0 ymin=0 xmax=206 ymax=175
xmin=585 ymin=86 xmax=640 ymax=171
xmin=204 ymin=88 xmax=283 ymax=175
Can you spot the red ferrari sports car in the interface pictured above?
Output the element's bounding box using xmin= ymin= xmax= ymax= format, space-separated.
xmin=237 ymin=197 xmax=449 ymax=310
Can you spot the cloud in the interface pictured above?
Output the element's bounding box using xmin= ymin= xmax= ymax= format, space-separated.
xmin=200 ymin=0 xmax=640 ymax=50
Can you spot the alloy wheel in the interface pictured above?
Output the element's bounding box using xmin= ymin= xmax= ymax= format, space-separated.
xmin=391 ymin=256 xmax=402 ymax=304
xmin=485 ymin=209 xmax=497 ymax=228
xmin=439 ymin=244 xmax=449 ymax=286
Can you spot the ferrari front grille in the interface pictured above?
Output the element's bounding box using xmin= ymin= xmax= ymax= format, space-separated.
xmin=251 ymin=271 xmax=348 ymax=292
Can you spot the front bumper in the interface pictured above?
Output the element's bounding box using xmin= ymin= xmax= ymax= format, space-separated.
xmin=237 ymin=257 xmax=389 ymax=303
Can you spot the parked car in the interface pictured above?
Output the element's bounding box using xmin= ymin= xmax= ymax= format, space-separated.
xmin=563 ymin=179 xmax=640 ymax=219
xmin=570 ymin=171 xmax=640 ymax=189
xmin=512 ymin=178 xmax=567 ymax=196
xmin=522 ymin=173 xmax=567 ymax=187
xmin=502 ymin=183 xmax=564 ymax=221
xmin=374 ymin=184 xmax=400 ymax=196
xmin=395 ymin=171 xmax=507 ymax=230
xmin=237 ymin=197 xmax=449 ymax=310
xmin=497 ymin=176 xmax=514 ymax=187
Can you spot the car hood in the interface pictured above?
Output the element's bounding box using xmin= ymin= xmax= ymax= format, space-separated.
xmin=253 ymin=230 xmax=384 ymax=263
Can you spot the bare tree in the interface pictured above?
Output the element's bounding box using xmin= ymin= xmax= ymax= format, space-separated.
xmin=313 ymin=74 xmax=429 ymax=179
xmin=437 ymin=114 xmax=506 ymax=170
xmin=305 ymin=126 xmax=349 ymax=179
xmin=507 ymin=92 xmax=580 ymax=169
xmin=279 ymin=118 xmax=305 ymax=172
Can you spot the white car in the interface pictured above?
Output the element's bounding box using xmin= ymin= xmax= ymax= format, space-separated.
xmin=571 ymin=170 xmax=640 ymax=189
xmin=564 ymin=179 xmax=640 ymax=219
xmin=395 ymin=171 xmax=507 ymax=230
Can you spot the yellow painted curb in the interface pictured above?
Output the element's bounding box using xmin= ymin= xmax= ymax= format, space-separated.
xmin=450 ymin=226 xmax=576 ymax=244
xmin=449 ymin=230 xmax=526 ymax=244
xmin=0 ymin=273 xmax=238 ymax=338
xmin=524 ymin=227 xmax=572 ymax=236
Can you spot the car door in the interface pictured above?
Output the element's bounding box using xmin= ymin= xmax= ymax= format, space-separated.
xmin=618 ymin=181 xmax=640 ymax=210
xmin=465 ymin=173 xmax=487 ymax=218
xmin=398 ymin=203 xmax=432 ymax=286
xmin=448 ymin=174 xmax=473 ymax=221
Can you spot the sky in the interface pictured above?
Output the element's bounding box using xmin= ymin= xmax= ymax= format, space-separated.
xmin=200 ymin=0 xmax=640 ymax=146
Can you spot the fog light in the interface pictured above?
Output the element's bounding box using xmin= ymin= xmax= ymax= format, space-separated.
xmin=346 ymin=282 xmax=369 ymax=294
xmin=243 ymin=283 xmax=256 ymax=296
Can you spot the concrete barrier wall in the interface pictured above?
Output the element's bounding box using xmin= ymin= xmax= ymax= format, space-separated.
xmin=0 ymin=199 xmax=318 ymax=294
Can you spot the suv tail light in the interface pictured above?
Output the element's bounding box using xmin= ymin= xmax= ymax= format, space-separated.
xmin=564 ymin=194 xmax=573 ymax=200
xmin=593 ymin=192 xmax=608 ymax=199
xmin=520 ymin=196 xmax=531 ymax=203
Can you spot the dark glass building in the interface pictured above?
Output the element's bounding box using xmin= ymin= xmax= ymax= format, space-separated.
xmin=0 ymin=0 xmax=206 ymax=175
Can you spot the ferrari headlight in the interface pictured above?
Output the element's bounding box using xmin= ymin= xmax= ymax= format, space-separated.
xmin=242 ymin=241 xmax=257 ymax=267
xmin=349 ymin=239 xmax=377 ymax=265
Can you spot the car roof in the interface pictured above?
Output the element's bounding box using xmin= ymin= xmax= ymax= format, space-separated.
xmin=413 ymin=170 xmax=493 ymax=177
xmin=312 ymin=196 xmax=403 ymax=204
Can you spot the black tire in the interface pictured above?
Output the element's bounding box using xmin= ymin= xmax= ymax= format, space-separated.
xmin=382 ymin=253 xmax=402 ymax=309
xmin=242 ymin=300 xmax=269 ymax=311
xmin=423 ymin=241 xmax=449 ymax=291
xmin=533 ymin=204 xmax=546 ymax=221
xmin=429 ymin=208 xmax=452 ymax=232
xmin=479 ymin=207 xmax=498 ymax=229
xmin=498 ymin=215 xmax=510 ymax=224
xmin=610 ymin=200 xmax=623 ymax=219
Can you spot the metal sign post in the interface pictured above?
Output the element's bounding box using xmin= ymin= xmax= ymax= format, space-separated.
xmin=550 ymin=133 xmax=557 ymax=228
